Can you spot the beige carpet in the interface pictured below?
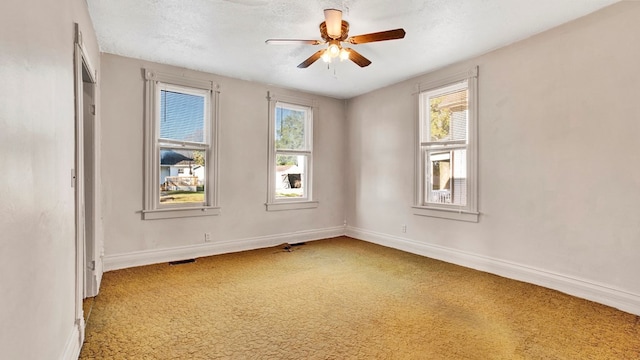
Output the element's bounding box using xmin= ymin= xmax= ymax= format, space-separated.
xmin=80 ymin=237 xmax=639 ymax=359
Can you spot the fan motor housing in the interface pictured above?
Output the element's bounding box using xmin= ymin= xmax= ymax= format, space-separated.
xmin=320 ymin=20 xmax=350 ymax=42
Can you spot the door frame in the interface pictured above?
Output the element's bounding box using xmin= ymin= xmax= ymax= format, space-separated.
xmin=73 ymin=22 xmax=99 ymax=345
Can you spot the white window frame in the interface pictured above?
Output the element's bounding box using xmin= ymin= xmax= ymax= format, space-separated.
xmin=414 ymin=66 xmax=479 ymax=222
xmin=142 ymin=69 xmax=220 ymax=220
xmin=266 ymin=92 xmax=318 ymax=211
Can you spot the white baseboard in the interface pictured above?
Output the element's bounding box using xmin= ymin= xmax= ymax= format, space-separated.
xmin=104 ymin=226 xmax=345 ymax=271
xmin=346 ymin=226 xmax=640 ymax=316
xmin=60 ymin=322 xmax=82 ymax=360
xmin=102 ymin=224 xmax=640 ymax=316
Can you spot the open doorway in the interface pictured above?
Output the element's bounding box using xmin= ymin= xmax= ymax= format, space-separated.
xmin=82 ymin=61 xmax=99 ymax=297
xmin=74 ymin=23 xmax=101 ymax=344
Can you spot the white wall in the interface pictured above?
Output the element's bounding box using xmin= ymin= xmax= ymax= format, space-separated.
xmin=346 ymin=1 xmax=640 ymax=315
xmin=100 ymin=54 xmax=346 ymax=268
xmin=2 ymin=1 xmax=636 ymax=357
xmin=0 ymin=0 xmax=99 ymax=359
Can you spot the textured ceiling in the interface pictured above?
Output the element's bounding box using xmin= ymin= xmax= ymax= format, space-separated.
xmin=87 ymin=0 xmax=620 ymax=99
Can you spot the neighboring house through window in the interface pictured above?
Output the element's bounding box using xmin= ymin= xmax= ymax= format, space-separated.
xmin=414 ymin=67 xmax=478 ymax=222
xmin=143 ymin=69 xmax=220 ymax=219
xmin=266 ymin=92 xmax=318 ymax=211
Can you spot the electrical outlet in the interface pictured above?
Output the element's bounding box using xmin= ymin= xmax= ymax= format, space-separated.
xmin=204 ymin=233 xmax=211 ymax=242
xmin=401 ymin=224 xmax=407 ymax=233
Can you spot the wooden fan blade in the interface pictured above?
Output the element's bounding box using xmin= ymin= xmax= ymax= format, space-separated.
xmin=297 ymin=49 xmax=325 ymax=68
xmin=344 ymin=48 xmax=371 ymax=67
xmin=347 ymin=28 xmax=406 ymax=44
xmin=265 ymin=39 xmax=322 ymax=45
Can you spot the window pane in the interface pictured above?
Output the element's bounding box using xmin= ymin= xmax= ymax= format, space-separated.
xmin=160 ymin=90 xmax=205 ymax=143
xmin=160 ymin=148 xmax=205 ymax=204
xmin=275 ymin=154 xmax=306 ymax=198
xmin=426 ymin=88 xmax=468 ymax=142
xmin=275 ymin=105 xmax=306 ymax=150
xmin=426 ymin=149 xmax=467 ymax=206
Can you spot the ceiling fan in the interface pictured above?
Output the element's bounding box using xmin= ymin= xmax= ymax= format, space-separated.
xmin=265 ymin=9 xmax=406 ymax=68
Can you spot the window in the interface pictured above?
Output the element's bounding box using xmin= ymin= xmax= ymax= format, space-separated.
xmin=143 ymin=69 xmax=220 ymax=219
xmin=266 ymin=92 xmax=318 ymax=211
xmin=414 ymin=67 xmax=478 ymax=222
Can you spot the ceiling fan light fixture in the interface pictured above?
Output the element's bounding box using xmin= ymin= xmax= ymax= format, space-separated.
xmin=324 ymin=9 xmax=342 ymax=39
xmin=328 ymin=41 xmax=341 ymax=58
xmin=321 ymin=51 xmax=331 ymax=63
xmin=339 ymin=48 xmax=350 ymax=61
xmin=267 ymin=9 xmax=406 ymax=69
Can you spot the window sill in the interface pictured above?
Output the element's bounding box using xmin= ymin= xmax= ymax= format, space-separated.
xmin=412 ymin=206 xmax=479 ymax=223
xmin=266 ymin=201 xmax=319 ymax=211
xmin=143 ymin=206 xmax=221 ymax=220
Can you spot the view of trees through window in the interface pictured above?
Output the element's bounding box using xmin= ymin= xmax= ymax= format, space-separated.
xmin=275 ymin=108 xmax=305 ymax=165
xmin=274 ymin=103 xmax=309 ymax=199
xmin=430 ymin=98 xmax=452 ymax=141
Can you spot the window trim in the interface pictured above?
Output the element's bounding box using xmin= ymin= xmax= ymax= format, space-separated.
xmin=142 ymin=69 xmax=221 ymax=220
xmin=266 ymin=92 xmax=318 ymax=211
xmin=414 ymin=66 xmax=479 ymax=222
